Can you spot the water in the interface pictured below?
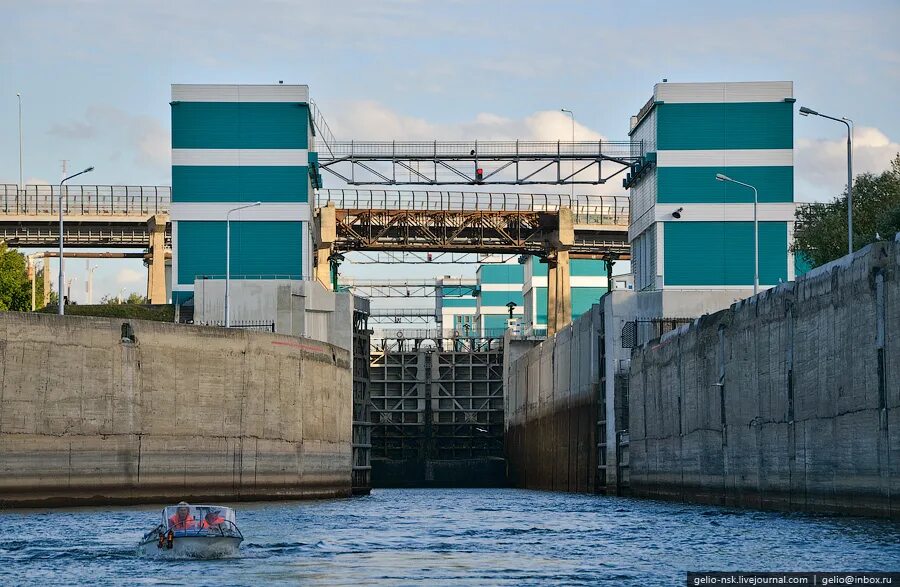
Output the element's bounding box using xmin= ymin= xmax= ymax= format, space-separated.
xmin=2 ymin=488 xmax=898 ymax=586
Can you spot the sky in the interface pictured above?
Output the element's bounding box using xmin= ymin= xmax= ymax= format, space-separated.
xmin=1 ymin=0 xmax=899 ymax=303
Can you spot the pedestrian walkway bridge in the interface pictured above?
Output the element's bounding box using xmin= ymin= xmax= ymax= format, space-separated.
xmin=317 ymin=140 xmax=643 ymax=186
xmin=0 ymin=185 xmax=629 ymax=259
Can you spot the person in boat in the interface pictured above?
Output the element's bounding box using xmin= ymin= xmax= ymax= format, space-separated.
xmin=168 ymin=501 xmax=197 ymax=530
xmin=201 ymin=509 xmax=226 ymax=530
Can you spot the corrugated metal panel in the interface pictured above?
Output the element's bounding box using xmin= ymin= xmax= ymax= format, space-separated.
xmin=630 ymin=108 xmax=657 ymax=154
xmin=171 ymin=103 xmax=309 ymax=149
xmin=172 ymin=165 xmax=309 ymax=202
xmin=535 ymin=287 xmax=548 ymax=325
xmin=655 ymin=81 xmax=792 ymax=103
xmin=172 ymin=84 xmax=309 ymax=103
xmin=571 ymin=287 xmax=607 ymax=317
xmin=657 ymin=103 xmax=793 ymax=151
xmin=172 ymin=148 xmax=309 ymax=166
xmin=663 ymin=221 xmax=787 ymax=286
xmin=657 ymin=166 xmax=793 ymax=203
xmin=176 ymin=220 xmax=305 ymax=284
xmin=656 ymin=149 xmax=793 ymax=167
xmin=654 ymin=203 xmax=797 ymax=222
xmin=479 ymin=291 xmax=525 ymax=307
xmin=476 ymin=264 xmax=525 ymax=284
xmin=628 ymin=167 xmax=657 ymax=240
xmin=170 ymin=202 xmax=312 ymax=222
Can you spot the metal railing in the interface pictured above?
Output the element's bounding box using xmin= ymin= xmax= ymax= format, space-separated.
xmin=621 ymin=317 xmax=694 ymax=348
xmin=2 ymin=184 xmax=629 ymax=226
xmin=317 ymin=189 xmax=630 ymax=225
xmin=193 ymin=320 xmax=276 ymax=332
xmin=321 ymin=140 xmax=636 ymax=159
xmin=0 ymin=184 xmax=171 ymax=215
xmin=309 ymin=100 xmax=337 ymax=159
xmin=369 ymin=307 xmax=437 ymax=317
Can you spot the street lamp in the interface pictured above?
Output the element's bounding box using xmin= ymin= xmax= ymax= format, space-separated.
xmin=16 ymin=93 xmax=23 ymax=192
xmin=799 ymin=106 xmax=854 ymax=255
xmin=560 ymin=108 xmax=575 ymax=198
xmin=58 ymin=166 xmax=94 ymax=315
xmin=224 ymin=201 xmax=261 ymax=327
xmin=716 ymin=173 xmax=759 ymax=296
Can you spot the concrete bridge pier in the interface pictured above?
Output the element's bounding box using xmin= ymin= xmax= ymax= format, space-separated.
xmin=42 ymin=254 xmax=51 ymax=307
xmin=314 ymin=203 xmax=337 ymax=289
xmin=547 ymin=207 xmax=574 ymax=336
xmin=145 ymin=214 xmax=169 ymax=304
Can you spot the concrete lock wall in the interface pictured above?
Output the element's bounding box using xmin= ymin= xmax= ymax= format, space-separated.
xmin=0 ymin=312 xmax=353 ymax=507
xmin=629 ymin=237 xmax=900 ymax=518
xmin=505 ymin=305 xmax=602 ymax=492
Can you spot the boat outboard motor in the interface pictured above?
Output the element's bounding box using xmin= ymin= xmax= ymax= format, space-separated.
xmin=166 ymin=530 xmax=174 ymax=549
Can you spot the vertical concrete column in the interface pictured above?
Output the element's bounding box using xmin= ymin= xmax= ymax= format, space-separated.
xmin=547 ymin=251 xmax=572 ymax=335
xmin=546 ymin=207 xmax=574 ymax=336
xmin=42 ymin=254 xmax=51 ymax=307
xmin=547 ymin=258 xmax=558 ymax=334
xmin=146 ymin=214 xmax=169 ymax=304
xmin=314 ymin=203 xmax=337 ymax=289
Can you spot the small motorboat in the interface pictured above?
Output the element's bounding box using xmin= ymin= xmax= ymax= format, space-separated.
xmin=137 ymin=502 xmax=243 ymax=558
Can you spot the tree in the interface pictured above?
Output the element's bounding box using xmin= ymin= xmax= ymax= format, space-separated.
xmin=794 ymin=154 xmax=900 ymax=267
xmin=0 ymin=243 xmax=35 ymax=311
xmin=100 ymin=292 xmax=147 ymax=305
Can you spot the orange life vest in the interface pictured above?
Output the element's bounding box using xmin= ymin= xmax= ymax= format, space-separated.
xmin=202 ymin=515 xmax=225 ymax=529
xmin=168 ymin=514 xmax=196 ymax=530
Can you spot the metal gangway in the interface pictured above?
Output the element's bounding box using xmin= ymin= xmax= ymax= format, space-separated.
xmin=316 ymin=140 xmax=644 ymax=186
xmin=318 ymin=190 xmax=630 ymax=227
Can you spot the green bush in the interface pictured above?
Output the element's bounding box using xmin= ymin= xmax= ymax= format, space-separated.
xmin=37 ymin=304 xmax=175 ymax=322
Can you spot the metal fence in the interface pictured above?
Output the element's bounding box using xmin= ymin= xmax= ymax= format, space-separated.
xmin=0 ymin=184 xmax=171 ymax=215
xmin=318 ymin=189 xmax=630 ymax=225
xmin=322 ymin=140 xmax=637 ymax=159
xmin=621 ymin=317 xmax=694 ymax=348
xmin=193 ymin=320 xmax=276 ymax=332
xmin=1 ymin=184 xmax=628 ymax=226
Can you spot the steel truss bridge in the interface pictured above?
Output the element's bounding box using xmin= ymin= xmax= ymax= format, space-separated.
xmin=0 ymin=185 xmax=171 ymax=247
xmin=318 ymin=189 xmax=631 ymax=259
xmin=1 ymin=186 xmax=629 ymax=260
xmin=317 ymin=140 xmax=643 ymax=186
xmin=340 ymin=279 xmax=477 ymax=298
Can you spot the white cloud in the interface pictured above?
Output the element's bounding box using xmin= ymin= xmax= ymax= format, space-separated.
xmin=48 ymin=105 xmax=169 ymax=172
xmin=115 ymin=267 xmax=144 ymax=286
xmin=330 ymin=101 xmax=606 ymax=142
xmin=325 ymin=102 xmax=621 ymax=195
xmin=796 ymin=126 xmax=899 ymax=202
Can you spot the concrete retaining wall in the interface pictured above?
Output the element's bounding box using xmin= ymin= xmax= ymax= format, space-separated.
xmin=0 ymin=312 xmax=352 ymax=507
xmin=629 ymin=238 xmax=900 ymax=518
xmin=505 ymin=306 xmax=601 ymax=492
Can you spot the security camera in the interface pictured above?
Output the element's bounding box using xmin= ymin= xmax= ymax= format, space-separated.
xmin=672 ymin=207 xmax=683 ymax=219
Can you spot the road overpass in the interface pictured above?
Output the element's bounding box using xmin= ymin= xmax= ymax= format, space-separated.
xmin=1 ymin=184 xmax=630 ymax=329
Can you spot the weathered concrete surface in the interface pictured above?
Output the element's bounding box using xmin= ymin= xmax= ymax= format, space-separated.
xmin=505 ymin=306 xmax=601 ymax=492
xmin=0 ymin=312 xmax=352 ymax=507
xmin=629 ymin=237 xmax=900 ymax=518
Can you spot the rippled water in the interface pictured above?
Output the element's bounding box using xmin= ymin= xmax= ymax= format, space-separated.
xmin=2 ymin=488 xmax=899 ymax=586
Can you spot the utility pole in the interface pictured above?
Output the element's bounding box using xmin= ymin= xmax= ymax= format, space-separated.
xmin=17 ymin=93 xmax=23 ymax=191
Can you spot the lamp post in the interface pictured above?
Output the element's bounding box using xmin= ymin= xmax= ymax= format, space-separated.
xmin=225 ymin=202 xmax=261 ymax=327
xmin=799 ymin=106 xmax=853 ymax=255
xmin=716 ymin=173 xmax=759 ymax=296
xmin=58 ymin=166 xmax=94 ymax=315
xmin=560 ymin=108 xmax=575 ymax=197
xmin=16 ymin=93 xmax=23 ymax=192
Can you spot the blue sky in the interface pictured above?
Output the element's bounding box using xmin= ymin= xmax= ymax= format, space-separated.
xmin=2 ymin=0 xmax=899 ymax=301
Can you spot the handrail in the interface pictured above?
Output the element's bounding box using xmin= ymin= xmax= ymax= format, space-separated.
xmin=1 ymin=184 xmax=630 ymax=226
xmin=317 ymin=189 xmax=630 ymax=225
xmin=0 ymin=184 xmax=170 ymax=216
xmin=320 ymin=140 xmax=636 ymax=159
